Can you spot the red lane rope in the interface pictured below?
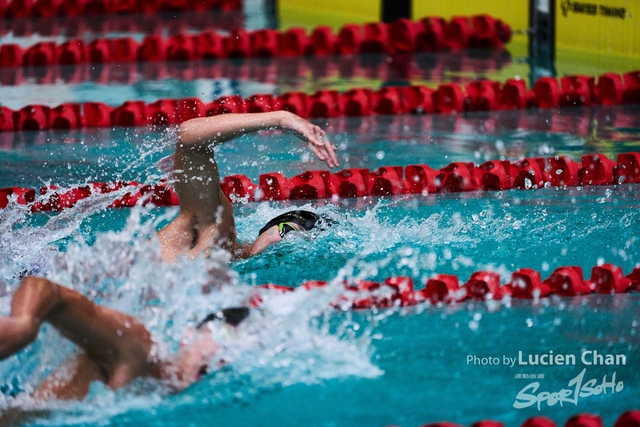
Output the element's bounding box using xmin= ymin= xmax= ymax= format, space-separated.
xmin=385 ymin=411 xmax=639 ymax=427
xmin=0 ymin=70 xmax=638 ymax=133
xmin=249 ymin=261 xmax=640 ymax=307
xmin=1 ymin=152 xmax=638 ymax=212
xmin=0 ymin=15 xmax=511 ymax=69
xmin=0 ymin=49 xmax=512 ymax=87
xmin=0 ymin=10 xmax=245 ymax=38
xmin=0 ymin=0 xmax=240 ymax=19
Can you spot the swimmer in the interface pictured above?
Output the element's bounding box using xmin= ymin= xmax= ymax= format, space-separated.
xmin=156 ymin=110 xmax=339 ymax=262
xmin=0 ymin=112 xmax=337 ymax=404
xmin=0 ymin=276 xmax=246 ymax=401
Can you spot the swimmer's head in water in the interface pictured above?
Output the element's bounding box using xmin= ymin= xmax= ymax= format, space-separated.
xmin=196 ymin=307 xmax=250 ymax=329
xmin=258 ymin=210 xmax=333 ymax=238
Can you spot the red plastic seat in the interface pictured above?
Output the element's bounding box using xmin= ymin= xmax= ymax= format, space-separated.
xmin=307 ymin=26 xmax=336 ymax=55
xmin=327 ymin=168 xmax=370 ymax=199
xmin=276 ymin=92 xmax=309 ymax=118
xmin=221 ymin=174 xmax=257 ymax=202
xmin=0 ymin=187 xmax=36 ymax=208
xmin=84 ymin=102 xmax=113 ymax=127
xmin=50 ymin=103 xmax=83 ymax=129
xmin=544 ymin=266 xmax=592 ymax=296
xmin=373 ymin=87 xmax=407 ymax=115
xmin=361 ymin=22 xmax=390 ymax=53
xmin=225 ymin=29 xmax=251 ymax=58
xmin=445 ymin=16 xmax=471 ymax=49
xmin=598 ymin=73 xmax=625 ymax=105
xmin=308 ymin=90 xmax=343 ymax=118
xmin=250 ymin=29 xmax=279 ymax=57
xmin=196 ymin=32 xmax=225 ymax=59
xmin=578 ymin=154 xmax=617 ymax=185
xmin=465 ymin=80 xmax=501 ymax=111
xmin=560 ymin=75 xmax=596 ymax=107
xmin=548 ymin=156 xmax=581 ymax=187
xmin=289 ymin=170 xmax=330 ymax=200
xmin=110 ymin=37 xmax=139 ymax=62
xmin=278 ymin=27 xmax=309 ymax=56
xmin=438 ymin=162 xmax=477 ymax=192
xmin=176 ymin=98 xmax=206 ymax=122
xmin=368 ymin=166 xmax=405 ymax=196
xmin=138 ymin=35 xmax=167 ymax=62
xmin=416 ymin=17 xmax=447 ymax=51
xmin=57 ymin=39 xmax=85 ymax=65
xmin=510 ymin=158 xmax=549 ymax=189
xmin=404 ymin=85 xmax=435 ymax=113
xmin=521 ymin=416 xmax=557 ymax=427
xmin=565 ymin=414 xmax=603 ymax=427
xmin=614 ymin=410 xmax=640 ymax=427
xmin=590 ymin=264 xmax=632 ymax=294
xmin=508 ymin=268 xmax=550 ymax=299
xmin=502 ymin=79 xmax=534 ymax=109
xmin=6 ymin=0 xmax=36 ymax=18
xmin=616 ymin=152 xmax=640 ymax=183
xmin=469 ymin=15 xmax=504 ymax=49
xmin=389 ymin=18 xmax=424 ymax=52
xmin=404 ymin=164 xmax=439 ymax=195
xmin=465 ymin=271 xmax=503 ymax=300
xmin=0 ymin=45 xmax=25 ymax=67
xmin=111 ymin=100 xmax=148 ymax=127
xmin=0 ymin=106 xmax=15 ymax=132
xmin=534 ymin=77 xmax=562 ymax=108
xmin=383 ymin=277 xmax=415 ymax=306
xmin=147 ymin=99 xmax=178 ymax=126
xmin=474 ymin=160 xmax=511 ymax=190
xmin=622 ymin=71 xmax=640 ymax=104
xmin=259 ymin=172 xmax=291 ymax=201
xmin=335 ymin=24 xmax=362 ymax=55
xmin=418 ymin=274 xmax=461 ymax=304
xmin=434 ymin=83 xmax=466 ymax=113
xmin=86 ymin=39 xmax=112 ymax=63
xmin=245 ymin=94 xmax=275 ymax=113
xmin=342 ymin=88 xmax=373 ymax=116
xmin=23 ymin=42 xmax=57 ymax=66
xmin=207 ymin=96 xmax=246 ymax=115
xmin=15 ymin=105 xmax=50 ymax=131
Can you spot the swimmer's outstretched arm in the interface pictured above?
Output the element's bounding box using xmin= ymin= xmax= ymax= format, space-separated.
xmin=177 ymin=111 xmax=338 ymax=167
xmin=0 ymin=277 xmax=156 ymax=392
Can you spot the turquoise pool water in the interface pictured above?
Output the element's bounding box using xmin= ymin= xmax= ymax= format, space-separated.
xmin=1 ymin=7 xmax=640 ymax=425
xmin=1 ymin=106 xmax=639 ymax=427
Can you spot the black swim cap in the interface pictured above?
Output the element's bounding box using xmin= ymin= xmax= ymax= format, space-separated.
xmin=258 ymin=210 xmax=321 ymax=237
xmin=196 ymin=307 xmax=250 ymax=329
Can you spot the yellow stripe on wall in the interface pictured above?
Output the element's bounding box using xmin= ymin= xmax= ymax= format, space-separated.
xmin=278 ymin=0 xmax=380 ymax=31
xmin=556 ymin=0 xmax=639 ymax=59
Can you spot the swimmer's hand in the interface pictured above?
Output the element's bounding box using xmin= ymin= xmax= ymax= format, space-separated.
xmin=277 ymin=111 xmax=339 ymax=168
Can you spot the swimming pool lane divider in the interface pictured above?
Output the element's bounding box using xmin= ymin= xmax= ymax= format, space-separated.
xmin=251 ymin=261 xmax=640 ymax=307
xmin=0 ymin=0 xmax=240 ymax=19
xmin=1 ymin=151 xmax=639 ymax=214
xmin=0 ymin=14 xmax=511 ymax=69
xmin=0 ymin=68 xmax=639 ymax=133
xmin=384 ymin=411 xmax=639 ymax=427
xmin=0 ymin=49 xmax=513 ymax=88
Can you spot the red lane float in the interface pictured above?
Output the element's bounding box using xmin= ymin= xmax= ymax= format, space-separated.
xmin=383 ymin=411 xmax=640 ymax=427
xmin=248 ymin=261 xmax=640 ymax=311
xmin=0 ymin=15 xmax=510 ymax=70
xmin=0 ymin=152 xmax=637 ymax=211
xmin=1 ymin=69 xmax=639 ymax=133
xmin=1 ymin=0 xmax=240 ymax=18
